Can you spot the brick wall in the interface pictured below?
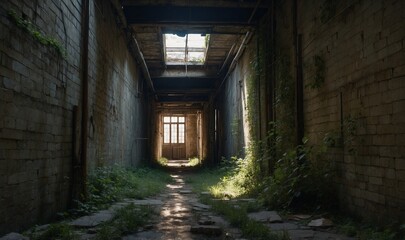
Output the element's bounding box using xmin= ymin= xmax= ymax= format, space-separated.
xmin=298 ymin=0 xmax=405 ymax=221
xmin=216 ymin=38 xmax=256 ymax=159
xmin=0 ymin=0 xmax=148 ymax=233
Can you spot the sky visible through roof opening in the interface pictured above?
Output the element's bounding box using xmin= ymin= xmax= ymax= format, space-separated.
xmin=164 ymin=34 xmax=207 ymax=64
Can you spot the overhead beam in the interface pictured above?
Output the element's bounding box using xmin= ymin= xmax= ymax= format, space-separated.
xmin=122 ymin=0 xmax=268 ymax=8
xmin=123 ymin=6 xmax=267 ymax=25
xmin=128 ymin=32 xmax=156 ymax=94
xmin=153 ymin=77 xmax=217 ymax=89
xmin=155 ymin=88 xmax=214 ymax=94
xmin=157 ymin=95 xmax=210 ymax=102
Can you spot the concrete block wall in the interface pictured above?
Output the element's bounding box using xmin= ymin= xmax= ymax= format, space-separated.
xmin=0 ymin=0 xmax=148 ymax=234
xmin=298 ymin=0 xmax=405 ymax=221
xmin=216 ymin=38 xmax=256 ymax=159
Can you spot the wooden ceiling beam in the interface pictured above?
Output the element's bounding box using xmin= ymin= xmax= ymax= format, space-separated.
xmin=122 ymin=0 xmax=268 ymax=9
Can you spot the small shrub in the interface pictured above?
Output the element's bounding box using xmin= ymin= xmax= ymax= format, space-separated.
xmin=157 ymin=157 xmax=168 ymax=166
xmin=30 ymin=223 xmax=79 ymax=240
xmin=187 ymin=157 xmax=200 ymax=166
xmin=95 ymin=204 xmax=153 ymax=239
xmin=259 ymin=143 xmax=336 ymax=210
xmin=205 ymin=199 xmax=287 ymax=240
xmin=71 ymin=166 xmax=171 ymax=216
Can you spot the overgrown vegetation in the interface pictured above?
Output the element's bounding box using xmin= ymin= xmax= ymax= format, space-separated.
xmin=27 ymin=223 xmax=79 ymax=240
xmin=156 ymin=157 xmax=168 ymax=166
xmin=71 ymin=166 xmax=171 ymax=216
xmin=8 ymin=10 xmax=67 ymax=59
xmin=258 ymin=139 xmax=337 ymax=210
xmin=187 ymin=157 xmax=200 ymax=166
xmin=95 ymin=204 xmax=154 ymax=240
xmin=323 ymin=114 xmax=359 ymax=155
xmin=335 ymin=217 xmax=402 ymax=240
xmin=306 ymin=54 xmax=326 ymax=89
xmin=201 ymin=198 xmax=288 ymax=240
xmin=320 ymin=0 xmax=338 ymax=24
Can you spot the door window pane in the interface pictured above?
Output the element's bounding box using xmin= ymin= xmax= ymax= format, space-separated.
xmin=164 ymin=124 xmax=170 ymax=143
xmin=178 ymin=124 xmax=185 ymax=143
xmin=163 ymin=117 xmax=171 ymax=123
xmin=178 ymin=117 xmax=185 ymax=123
xmin=171 ymin=124 xmax=178 ymax=143
xmin=171 ymin=116 xmax=178 ymax=123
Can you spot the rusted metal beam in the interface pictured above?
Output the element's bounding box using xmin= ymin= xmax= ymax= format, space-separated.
xmin=122 ymin=0 xmax=269 ymax=8
xmin=129 ymin=32 xmax=156 ymax=94
xmin=123 ymin=5 xmax=267 ymax=25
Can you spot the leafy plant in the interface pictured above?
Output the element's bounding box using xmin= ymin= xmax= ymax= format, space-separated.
xmin=157 ymin=157 xmax=168 ymax=166
xmin=7 ymin=10 xmax=67 ymax=59
xmin=200 ymin=198 xmax=288 ymax=240
xmin=306 ymin=55 xmax=326 ymax=89
xmin=187 ymin=157 xmax=200 ymax=166
xmin=71 ymin=166 xmax=171 ymax=216
xmin=259 ymin=142 xmax=337 ymax=210
xmin=95 ymin=204 xmax=154 ymax=240
xmin=29 ymin=223 xmax=79 ymax=240
xmin=320 ymin=0 xmax=338 ymax=24
xmin=335 ymin=217 xmax=400 ymax=240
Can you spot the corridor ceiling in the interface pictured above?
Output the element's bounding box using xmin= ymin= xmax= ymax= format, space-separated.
xmin=121 ymin=0 xmax=269 ymax=104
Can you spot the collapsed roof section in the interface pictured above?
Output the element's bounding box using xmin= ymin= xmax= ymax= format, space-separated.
xmin=121 ymin=0 xmax=269 ymax=104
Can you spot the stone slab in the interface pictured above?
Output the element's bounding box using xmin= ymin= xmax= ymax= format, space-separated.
xmin=190 ymin=225 xmax=222 ymax=236
xmin=122 ymin=231 xmax=163 ymax=240
xmin=178 ymin=190 xmax=193 ymax=194
xmin=266 ymin=222 xmax=299 ymax=231
xmin=288 ymin=229 xmax=316 ymax=239
xmin=247 ymin=211 xmax=283 ymax=223
xmin=192 ymin=202 xmax=211 ymax=209
xmin=129 ymin=199 xmax=163 ymax=205
xmin=69 ymin=210 xmax=114 ymax=228
xmin=0 ymin=233 xmax=29 ymax=240
xmin=314 ymin=231 xmax=357 ymax=240
xmin=308 ymin=218 xmax=333 ymax=228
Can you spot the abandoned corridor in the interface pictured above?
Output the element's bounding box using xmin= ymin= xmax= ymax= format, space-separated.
xmin=0 ymin=0 xmax=405 ymax=236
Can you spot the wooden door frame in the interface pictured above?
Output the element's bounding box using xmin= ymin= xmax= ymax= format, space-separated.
xmin=162 ymin=114 xmax=186 ymax=159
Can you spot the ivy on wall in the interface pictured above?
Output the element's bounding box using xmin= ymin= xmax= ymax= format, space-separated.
xmin=8 ymin=10 xmax=67 ymax=59
xmin=320 ymin=0 xmax=338 ymax=24
xmin=306 ymin=54 xmax=326 ymax=89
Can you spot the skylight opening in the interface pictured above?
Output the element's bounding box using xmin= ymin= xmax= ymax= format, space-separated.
xmin=164 ymin=34 xmax=208 ymax=65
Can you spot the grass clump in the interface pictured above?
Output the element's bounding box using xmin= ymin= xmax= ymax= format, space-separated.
xmin=72 ymin=166 xmax=171 ymax=215
xmin=95 ymin=204 xmax=154 ymax=240
xmin=187 ymin=157 xmax=200 ymax=167
xmin=187 ymin=153 xmax=261 ymax=199
xmin=156 ymin=157 xmax=168 ymax=166
xmin=335 ymin=218 xmax=402 ymax=240
xmin=201 ymin=198 xmax=287 ymax=240
xmin=28 ymin=223 xmax=79 ymax=240
xmin=259 ymin=143 xmax=336 ymax=210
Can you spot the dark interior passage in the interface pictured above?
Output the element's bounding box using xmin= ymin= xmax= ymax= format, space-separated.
xmin=1 ymin=0 xmax=405 ymax=236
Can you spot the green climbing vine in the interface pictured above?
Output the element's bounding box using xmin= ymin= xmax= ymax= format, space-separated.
xmin=323 ymin=114 xmax=359 ymax=155
xmin=8 ymin=10 xmax=67 ymax=59
xmin=320 ymin=0 xmax=338 ymax=24
xmin=306 ymin=54 xmax=326 ymax=89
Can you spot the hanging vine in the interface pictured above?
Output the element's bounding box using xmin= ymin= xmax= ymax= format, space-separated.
xmin=8 ymin=10 xmax=67 ymax=59
xmin=306 ymin=54 xmax=326 ymax=89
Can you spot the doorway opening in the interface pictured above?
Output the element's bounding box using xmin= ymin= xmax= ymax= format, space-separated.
xmin=162 ymin=115 xmax=186 ymax=160
xmin=156 ymin=111 xmax=203 ymax=167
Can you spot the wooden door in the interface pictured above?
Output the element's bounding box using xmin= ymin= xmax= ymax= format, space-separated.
xmin=162 ymin=116 xmax=186 ymax=159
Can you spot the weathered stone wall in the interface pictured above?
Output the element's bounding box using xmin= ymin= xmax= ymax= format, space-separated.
xmin=0 ymin=0 xmax=148 ymax=234
xmin=185 ymin=113 xmax=198 ymax=159
xmin=298 ymin=0 xmax=405 ymax=221
xmin=217 ymin=0 xmax=405 ymax=223
xmin=216 ymin=38 xmax=256 ymax=159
